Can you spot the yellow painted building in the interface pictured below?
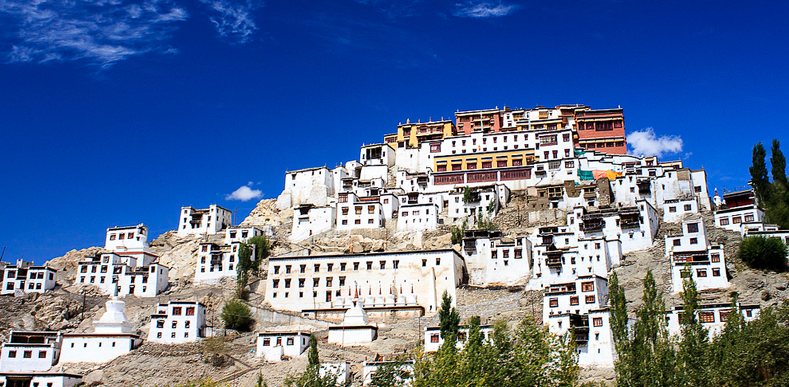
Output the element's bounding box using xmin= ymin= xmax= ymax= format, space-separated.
xmin=434 ymin=149 xmax=536 ymax=172
xmin=395 ymin=119 xmax=456 ymax=149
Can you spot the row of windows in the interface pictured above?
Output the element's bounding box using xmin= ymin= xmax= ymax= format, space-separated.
xmin=5 ymin=349 xmax=47 ymax=358
xmin=667 ymin=204 xmax=694 ymax=213
xmin=261 ymin=337 xmax=297 ymax=346
xmin=108 ymin=231 xmax=136 ymax=241
xmin=155 ymin=319 xmax=192 ymax=328
xmin=80 ymin=275 xmax=149 ymax=284
xmin=3 ymin=270 xmax=53 ymax=280
xmin=272 ymin=259 xmax=416 ymax=275
xmin=340 ymin=205 xmax=379 ymax=215
xmin=680 ymin=268 xmax=722 ymax=278
xmin=549 ymin=294 xmax=596 ymax=307
xmin=718 ymin=213 xmax=755 ymax=226
xmin=156 ymin=331 xmax=190 ymax=339
xmin=199 ymin=264 xmax=233 ymax=272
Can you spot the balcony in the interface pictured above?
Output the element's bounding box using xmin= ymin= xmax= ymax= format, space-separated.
xmin=620 ymin=220 xmax=641 ymax=229
xmin=580 ymin=222 xmax=604 ymax=232
xmin=546 ymin=257 xmax=563 ymax=267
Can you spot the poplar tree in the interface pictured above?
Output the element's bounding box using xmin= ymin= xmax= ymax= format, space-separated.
xmin=770 ymin=139 xmax=787 ymax=188
xmin=608 ymin=272 xmax=633 ymax=386
xmin=438 ymin=291 xmax=460 ymax=340
xmin=676 ymin=275 xmax=710 ymax=387
xmin=750 ymin=142 xmax=771 ymax=205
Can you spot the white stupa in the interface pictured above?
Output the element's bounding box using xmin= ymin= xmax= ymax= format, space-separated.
xmin=328 ymin=288 xmax=378 ymax=346
xmin=93 ymin=296 xmax=133 ymax=334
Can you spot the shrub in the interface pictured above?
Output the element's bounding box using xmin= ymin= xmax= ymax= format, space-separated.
xmin=739 ymin=236 xmax=788 ymax=271
xmin=221 ymin=299 xmax=254 ymax=331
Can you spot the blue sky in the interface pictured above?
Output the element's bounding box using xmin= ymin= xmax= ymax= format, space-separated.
xmin=1 ymin=0 xmax=787 ymax=265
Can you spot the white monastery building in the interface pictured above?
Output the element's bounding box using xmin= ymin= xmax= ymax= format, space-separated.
xmin=1 ymin=259 xmax=57 ymax=296
xmin=256 ymin=331 xmax=311 ymax=362
xmin=147 ymin=301 xmax=207 ymax=344
xmin=194 ymin=226 xmax=267 ymax=284
xmin=0 ymin=331 xmax=62 ymax=372
xmin=59 ymin=296 xmax=141 ymax=364
xmin=665 ymin=218 xmax=729 ymax=293
xmin=177 ymin=205 xmax=233 ymax=237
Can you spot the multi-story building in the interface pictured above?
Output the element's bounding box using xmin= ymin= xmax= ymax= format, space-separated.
xmin=0 ymin=259 xmax=57 ymax=296
xmin=291 ymin=204 xmax=336 ymax=241
xmin=264 ymin=249 xmax=465 ymax=320
xmin=714 ymin=189 xmax=764 ymax=232
xmin=666 ymin=303 xmax=760 ymax=337
xmin=177 ymin=205 xmax=232 ymax=237
xmin=461 ymin=230 xmax=532 ymax=287
xmin=663 ymin=197 xmax=701 ymax=223
xmin=573 ymin=107 xmax=627 ymax=155
xmin=76 ymin=225 xmax=169 ymax=297
xmin=0 ymin=372 xmax=82 ymax=387
xmin=195 ymin=226 xmax=267 ymax=284
xmin=455 ymin=108 xmax=503 ymax=135
xmin=147 ymin=301 xmax=207 ymax=344
xmin=529 ymin=226 xmax=620 ymax=289
xmin=666 ymin=219 xmax=728 ymax=293
xmin=568 ymin=199 xmax=659 ymax=254
xmin=0 ymin=331 xmax=62 ymax=372
xmin=362 ymin=361 xmax=414 ymax=386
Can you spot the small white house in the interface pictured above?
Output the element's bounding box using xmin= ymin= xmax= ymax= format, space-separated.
xmin=0 ymin=331 xmax=62 ymax=372
xmin=76 ymin=253 xmax=169 ymax=297
xmin=714 ymin=189 xmax=764 ymax=232
xmin=1 ymin=260 xmax=57 ymax=296
xmin=104 ymin=224 xmax=150 ymax=252
xmin=461 ymin=230 xmax=532 ymax=287
xmin=59 ymin=297 xmax=141 ymax=364
xmin=177 ymin=205 xmax=233 ymax=237
xmin=663 ymin=197 xmax=700 ymax=223
xmin=147 ymin=301 xmax=207 ymax=344
xmin=545 ymin=309 xmax=614 ymax=367
xmin=291 ymin=204 xmax=336 ymax=242
xmin=256 ymin=331 xmax=311 ymax=362
xmin=396 ymin=203 xmax=439 ymax=231
xmin=320 ymin=362 xmax=350 ymax=385
xmin=0 ymin=372 xmax=82 ymax=387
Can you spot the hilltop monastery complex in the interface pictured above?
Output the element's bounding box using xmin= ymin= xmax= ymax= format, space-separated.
xmin=2 ymin=104 xmax=787 ymax=385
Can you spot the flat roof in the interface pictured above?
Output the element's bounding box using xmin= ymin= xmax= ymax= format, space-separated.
xmin=270 ymin=248 xmax=462 ymax=261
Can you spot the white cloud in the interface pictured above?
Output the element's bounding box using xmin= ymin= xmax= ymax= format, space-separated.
xmin=627 ymin=128 xmax=684 ymax=158
xmin=452 ymin=1 xmax=519 ymax=18
xmin=199 ymin=0 xmax=261 ymax=44
xmin=1 ymin=0 xmax=187 ymax=68
xmin=225 ymin=184 xmax=263 ymax=201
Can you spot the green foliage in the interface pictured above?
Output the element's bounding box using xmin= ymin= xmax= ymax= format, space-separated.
xmin=738 ymin=236 xmax=787 ymax=271
xmin=247 ymin=235 xmax=272 ymax=269
xmin=487 ymin=199 xmax=496 ymax=214
xmin=256 ymin=372 xmax=268 ymax=387
xmin=414 ymin=316 xmax=577 ymax=387
xmin=751 ymin=142 xmax=771 ymax=205
xmin=200 ymin=336 xmax=228 ymax=367
xmin=221 ymin=298 xmax=253 ymax=331
xmin=284 ymin=333 xmax=338 ymax=387
xmin=463 ymin=187 xmax=473 ymax=204
xmin=676 ymin=275 xmax=710 ymax=387
xmin=369 ymin=358 xmax=412 ymax=387
xmin=707 ymin=302 xmax=789 ymax=387
xmin=236 ymin=235 xmax=272 ymax=297
xmin=438 ymin=291 xmax=460 ymax=340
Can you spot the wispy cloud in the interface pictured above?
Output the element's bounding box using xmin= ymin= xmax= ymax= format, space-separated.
xmin=627 ymin=128 xmax=683 ymax=158
xmin=225 ymin=182 xmax=263 ymax=201
xmin=1 ymin=0 xmax=188 ymax=68
xmin=452 ymin=1 xmax=520 ymax=18
xmin=199 ymin=0 xmax=261 ymax=44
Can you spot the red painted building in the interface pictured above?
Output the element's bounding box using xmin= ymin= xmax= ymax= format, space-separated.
xmin=573 ymin=107 xmax=627 ymax=155
xmin=455 ymin=108 xmax=503 ymax=135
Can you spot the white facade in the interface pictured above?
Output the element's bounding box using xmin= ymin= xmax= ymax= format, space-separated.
xmin=666 ymin=219 xmax=729 ymax=293
xmin=543 ymin=275 xmax=609 ymax=322
xmin=59 ymin=297 xmax=141 ymax=364
xmin=104 ymin=224 xmax=150 ymax=252
xmin=545 ymin=309 xmax=614 ymax=367
xmin=177 ymin=205 xmax=232 ymax=237
xmin=713 ymin=189 xmax=764 ymax=232
xmin=277 ymin=167 xmax=335 ymax=210
xmin=327 ymin=300 xmax=378 ymax=346
xmin=256 ymin=331 xmax=310 ymax=362
xmin=76 ymin=253 xmax=168 ymax=297
xmin=336 ymin=202 xmax=384 ymax=230
xmin=1 ymin=260 xmax=56 ymax=296
xmin=265 ymin=249 xmax=465 ymax=315
xmin=195 ymin=225 xmax=268 ymax=284
xmin=0 ymin=332 xmax=61 ymax=372
xmin=666 ymin=303 xmax=760 ymax=338
xmin=530 ymin=227 xmax=618 ymax=290
xmin=568 ymin=199 xmax=659 ymax=254
xmin=396 ymin=204 xmax=438 ymax=231
xmin=320 ymin=362 xmax=350 ymax=385
xmin=147 ymin=301 xmax=206 ymax=344
xmin=0 ymin=372 xmax=82 ymax=387
xmin=663 ymin=197 xmax=700 ymax=223
xmin=423 ymin=325 xmax=495 ymax=353
xmin=461 ymin=231 xmax=532 ymax=287
xmin=291 ymin=205 xmax=336 ymax=242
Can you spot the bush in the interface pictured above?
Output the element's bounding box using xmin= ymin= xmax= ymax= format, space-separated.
xmin=739 ymin=236 xmax=788 ymax=271
xmin=221 ymin=299 xmax=254 ymax=331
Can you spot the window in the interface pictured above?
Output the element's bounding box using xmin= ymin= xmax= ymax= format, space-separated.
xmin=355 ymin=206 xmax=362 ymax=215
xmin=263 ymin=338 xmax=271 ymax=346
xmin=327 ymin=263 xmax=333 ymax=272
xmin=549 ymin=298 xmax=558 ymax=308
xmin=712 ymin=268 xmax=721 ymax=277
xmin=273 ymin=279 xmax=279 ymax=288
xmin=157 ymin=320 xmax=165 ymax=328
xmin=669 ymin=206 xmax=676 ymax=213
xmin=593 ymin=317 xmax=603 ymax=327
xmin=172 ymin=307 xmax=182 ymax=316
xmin=273 ymin=266 xmax=280 ymax=274
xmin=355 ymin=219 xmax=361 ymax=224
xmin=340 ymin=263 xmax=346 ymax=271
xmin=353 ymin=262 xmax=360 ymax=270
xmin=172 ymin=321 xmax=177 ymax=328
xmin=342 ymin=207 xmax=349 ymax=216
xmin=732 ymin=216 xmax=742 ymax=224
xmin=684 ymin=204 xmax=692 ymax=211
xmin=157 ymin=332 xmax=162 ymax=338
xmin=24 ymin=350 xmax=32 ymax=358
xmin=314 ymin=264 xmax=320 ymax=272
xmin=719 ymin=218 xmax=729 ymax=226
xmin=581 ymin=282 xmax=594 ymax=292
xmin=690 ymin=237 xmax=698 ymax=244
xmin=687 ymin=223 xmax=699 ymax=233
xmin=745 ymin=214 xmax=754 ymax=222
xmin=673 ymin=239 xmax=681 ymax=246
xmin=570 ymin=296 xmax=579 ymax=306
xmin=367 ymin=261 xmax=373 ymax=270
xmin=299 ymin=278 xmax=305 ymax=288
xmin=699 ymin=311 xmax=715 ymax=323
xmin=287 ymin=337 xmax=294 ymax=346
xmin=285 ymin=279 xmax=291 ymax=288
xmin=436 ymin=258 xmax=441 ymax=265
xmin=585 ymin=295 xmax=596 ymax=304
xmin=326 ymin=277 xmax=333 ymax=287
xmin=186 ymin=307 xmax=195 ymax=316
xmin=286 ymin=265 xmax=292 ymax=274
xmin=431 ymin=333 xmax=440 ymax=343
xmin=313 ymin=278 xmax=319 ymax=287
xmin=491 ymin=250 xmax=497 ymax=259
xmin=8 ymin=350 xmax=16 ymax=358
xmin=711 ymin=254 xmax=721 ymax=263
xmin=300 ymin=264 xmax=306 ymax=273
xmin=171 ymin=332 xmax=176 ymax=338
xmin=696 ymin=269 xmax=707 ymax=277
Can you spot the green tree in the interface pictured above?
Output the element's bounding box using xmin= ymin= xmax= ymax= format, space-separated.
xmin=369 ymin=358 xmax=412 ymax=387
xmin=608 ymin=272 xmax=634 ymax=386
xmin=751 ymin=142 xmax=771 ymax=205
xmin=221 ymin=299 xmax=253 ymax=331
xmin=236 ymin=242 xmax=253 ymax=295
xmin=284 ymin=334 xmax=338 ymax=387
xmin=771 ymin=139 xmax=787 ymax=188
xmin=738 ymin=236 xmax=787 ymax=271
xmin=438 ymin=291 xmax=460 ymax=340
xmin=463 ymin=187 xmax=473 ymax=204
xmin=676 ymin=275 xmax=710 ymax=387
xmin=247 ymin=234 xmax=272 ymax=271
